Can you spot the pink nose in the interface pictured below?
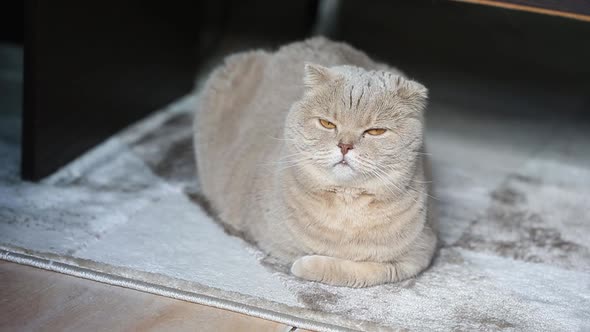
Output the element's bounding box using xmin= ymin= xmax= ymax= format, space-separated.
xmin=338 ymin=143 xmax=354 ymax=155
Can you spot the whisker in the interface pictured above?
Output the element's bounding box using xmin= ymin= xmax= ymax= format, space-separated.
xmin=355 ymin=158 xmax=403 ymax=198
xmin=356 ymin=158 xmax=436 ymax=203
xmin=376 ymin=163 xmax=439 ymax=201
xmin=275 ymin=159 xmax=312 ymax=172
xmin=260 ymin=155 xmax=310 ymax=166
xmin=266 ymin=135 xmax=295 ymax=141
xmin=377 ymin=165 xmax=438 ymax=200
xmin=411 ymin=179 xmax=433 ymax=184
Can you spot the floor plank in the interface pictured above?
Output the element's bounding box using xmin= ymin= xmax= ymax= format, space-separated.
xmin=0 ymin=261 xmax=296 ymax=332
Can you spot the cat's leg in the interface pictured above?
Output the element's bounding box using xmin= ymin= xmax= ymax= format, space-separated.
xmin=291 ymin=230 xmax=436 ymax=287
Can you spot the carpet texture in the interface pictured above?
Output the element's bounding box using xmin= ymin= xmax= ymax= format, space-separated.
xmin=2 ymin=58 xmax=590 ymax=330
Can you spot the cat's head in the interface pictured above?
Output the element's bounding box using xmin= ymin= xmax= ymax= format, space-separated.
xmin=283 ymin=63 xmax=428 ymax=188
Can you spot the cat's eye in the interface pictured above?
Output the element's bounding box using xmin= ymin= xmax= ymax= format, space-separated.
xmin=319 ymin=119 xmax=336 ymax=129
xmin=365 ymin=128 xmax=387 ymax=136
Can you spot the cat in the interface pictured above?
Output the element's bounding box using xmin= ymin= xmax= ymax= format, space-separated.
xmin=194 ymin=37 xmax=436 ymax=287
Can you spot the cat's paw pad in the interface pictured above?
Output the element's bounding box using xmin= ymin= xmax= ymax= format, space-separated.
xmin=291 ymin=255 xmax=332 ymax=282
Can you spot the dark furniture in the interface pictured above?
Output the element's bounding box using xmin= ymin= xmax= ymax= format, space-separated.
xmin=15 ymin=0 xmax=590 ymax=180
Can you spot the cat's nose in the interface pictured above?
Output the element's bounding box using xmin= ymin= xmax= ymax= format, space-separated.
xmin=338 ymin=143 xmax=354 ymax=155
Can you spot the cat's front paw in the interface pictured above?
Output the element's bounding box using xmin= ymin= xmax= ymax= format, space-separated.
xmin=291 ymin=255 xmax=390 ymax=287
xmin=291 ymin=255 xmax=335 ymax=284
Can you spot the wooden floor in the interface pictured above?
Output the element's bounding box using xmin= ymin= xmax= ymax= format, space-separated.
xmin=0 ymin=261 xmax=311 ymax=332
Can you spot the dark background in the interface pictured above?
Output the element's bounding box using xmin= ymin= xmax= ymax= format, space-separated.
xmin=1 ymin=0 xmax=589 ymax=180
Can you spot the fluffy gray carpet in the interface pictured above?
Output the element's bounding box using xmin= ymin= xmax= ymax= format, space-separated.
xmin=1 ymin=69 xmax=590 ymax=330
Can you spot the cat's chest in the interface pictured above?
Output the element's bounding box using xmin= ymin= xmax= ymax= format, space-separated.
xmin=291 ymin=191 xmax=401 ymax=260
xmin=314 ymin=190 xmax=382 ymax=226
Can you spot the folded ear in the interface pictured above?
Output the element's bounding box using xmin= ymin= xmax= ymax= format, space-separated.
xmin=394 ymin=76 xmax=429 ymax=111
xmin=303 ymin=63 xmax=336 ymax=89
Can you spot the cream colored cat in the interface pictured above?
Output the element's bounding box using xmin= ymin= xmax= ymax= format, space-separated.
xmin=194 ymin=37 xmax=436 ymax=287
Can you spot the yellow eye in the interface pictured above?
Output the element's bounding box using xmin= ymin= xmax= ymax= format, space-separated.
xmin=366 ymin=128 xmax=387 ymax=136
xmin=319 ymin=119 xmax=336 ymax=129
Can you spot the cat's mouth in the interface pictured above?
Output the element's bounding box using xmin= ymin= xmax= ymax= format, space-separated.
xmin=334 ymin=158 xmax=353 ymax=169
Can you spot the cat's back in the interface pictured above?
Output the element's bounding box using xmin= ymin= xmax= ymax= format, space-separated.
xmin=194 ymin=37 xmax=391 ymax=227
